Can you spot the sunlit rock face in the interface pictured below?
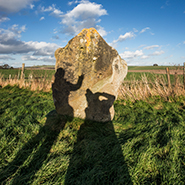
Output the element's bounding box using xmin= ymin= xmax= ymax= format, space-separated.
xmin=52 ymin=28 xmax=127 ymax=122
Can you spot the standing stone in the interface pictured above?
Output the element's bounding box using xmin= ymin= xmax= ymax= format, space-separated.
xmin=52 ymin=28 xmax=127 ymax=122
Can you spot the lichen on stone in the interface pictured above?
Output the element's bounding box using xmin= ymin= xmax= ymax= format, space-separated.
xmin=53 ymin=27 xmax=127 ymax=122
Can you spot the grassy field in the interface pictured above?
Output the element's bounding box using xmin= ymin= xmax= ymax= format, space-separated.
xmin=25 ymin=65 xmax=178 ymax=70
xmin=0 ymin=67 xmax=184 ymax=99
xmin=0 ymin=69 xmax=55 ymax=80
xmin=0 ymin=85 xmax=185 ymax=184
xmin=128 ymin=66 xmax=183 ymax=70
xmin=0 ymin=67 xmax=183 ymax=84
xmin=123 ymin=72 xmax=183 ymax=85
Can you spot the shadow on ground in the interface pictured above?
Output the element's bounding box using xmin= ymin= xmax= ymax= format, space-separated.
xmin=64 ymin=88 xmax=133 ymax=185
xmin=0 ymin=110 xmax=71 ymax=185
xmin=0 ymin=68 xmax=132 ymax=184
xmin=64 ymin=120 xmax=133 ymax=185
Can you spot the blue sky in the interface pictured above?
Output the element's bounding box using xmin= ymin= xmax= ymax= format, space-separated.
xmin=0 ymin=0 xmax=185 ymax=67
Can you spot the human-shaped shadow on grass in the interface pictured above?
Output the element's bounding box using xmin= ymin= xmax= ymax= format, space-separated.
xmin=52 ymin=68 xmax=84 ymax=118
xmin=0 ymin=111 xmax=67 ymax=185
xmin=64 ymin=89 xmax=133 ymax=185
xmin=0 ymin=68 xmax=84 ymax=185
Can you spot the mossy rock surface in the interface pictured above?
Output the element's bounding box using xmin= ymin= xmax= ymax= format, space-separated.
xmin=53 ymin=28 xmax=127 ymax=122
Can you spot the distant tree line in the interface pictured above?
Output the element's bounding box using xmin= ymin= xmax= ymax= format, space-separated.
xmin=0 ymin=64 xmax=14 ymax=69
xmin=153 ymin=64 xmax=158 ymax=66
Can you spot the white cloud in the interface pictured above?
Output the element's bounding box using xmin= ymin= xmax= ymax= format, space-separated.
xmin=53 ymin=28 xmax=58 ymax=34
xmin=183 ymin=41 xmax=185 ymax=44
xmin=0 ymin=25 xmax=59 ymax=57
xmin=140 ymin=27 xmax=150 ymax=34
xmin=96 ymin=25 xmax=107 ymax=37
xmin=22 ymin=55 xmax=37 ymax=61
xmin=68 ymin=1 xmax=74 ymax=6
xmin=112 ymin=32 xmax=135 ymax=44
xmin=40 ymin=5 xmax=54 ymax=12
xmin=68 ymin=0 xmax=84 ymax=5
xmin=118 ymin=32 xmax=135 ymax=41
xmin=28 ymin=41 xmax=59 ymax=56
xmin=52 ymin=9 xmax=64 ymax=17
xmin=144 ymin=45 xmax=159 ymax=50
xmin=0 ymin=0 xmax=37 ymax=13
xmin=120 ymin=49 xmax=164 ymax=61
xmin=149 ymin=50 xmax=165 ymax=56
xmin=22 ymin=55 xmax=55 ymax=62
xmin=0 ymin=16 xmax=10 ymax=23
xmin=60 ymin=0 xmax=107 ymax=35
xmin=138 ymin=44 xmax=146 ymax=48
xmin=30 ymin=4 xmax=35 ymax=9
xmin=0 ymin=55 xmax=15 ymax=60
xmin=68 ymin=1 xmax=80 ymax=6
xmin=120 ymin=50 xmax=144 ymax=59
xmin=62 ymin=1 xmax=107 ymax=20
xmin=141 ymin=55 xmax=149 ymax=59
xmin=21 ymin=25 xmax=26 ymax=32
xmin=38 ymin=1 xmax=107 ymax=36
xmin=39 ymin=4 xmax=63 ymax=17
xmin=40 ymin=17 xmax=45 ymax=21
xmin=120 ymin=48 xmax=164 ymax=62
xmin=0 ymin=25 xmax=22 ymax=42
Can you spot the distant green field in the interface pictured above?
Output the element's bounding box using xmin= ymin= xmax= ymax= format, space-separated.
xmin=0 ymin=69 xmax=55 ymax=79
xmin=128 ymin=66 xmax=183 ymax=70
xmin=0 ymin=68 xmax=183 ymax=85
xmin=26 ymin=65 xmax=55 ymax=69
xmin=124 ymin=72 xmax=183 ymax=85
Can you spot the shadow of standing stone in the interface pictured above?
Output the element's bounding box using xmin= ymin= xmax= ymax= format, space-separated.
xmin=64 ymin=89 xmax=132 ymax=185
xmin=64 ymin=120 xmax=133 ymax=185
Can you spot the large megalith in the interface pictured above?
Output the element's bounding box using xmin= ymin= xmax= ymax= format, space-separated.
xmin=52 ymin=28 xmax=127 ymax=122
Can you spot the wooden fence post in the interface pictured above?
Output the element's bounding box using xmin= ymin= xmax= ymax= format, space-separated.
xmin=174 ymin=72 xmax=178 ymax=88
xmin=21 ymin=63 xmax=25 ymax=79
xmin=166 ymin=67 xmax=171 ymax=89
xmin=183 ymin=63 xmax=185 ymax=89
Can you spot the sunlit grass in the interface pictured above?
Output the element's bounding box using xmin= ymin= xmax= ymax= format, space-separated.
xmin=128 ymin=65 xmax=183 ymax=70
xmin=120 ymin=73 xmax=185 ymax=101
xmin=0 ymin=85 xmax=185 ymax=184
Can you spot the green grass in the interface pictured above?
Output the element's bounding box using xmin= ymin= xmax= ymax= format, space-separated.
xmin=1 ymin=68 xmax=183 ymax=86
xmin=0 ymin=85 xmax=185 ymax=184
xmin=125 ymin=72 xmax=157 ymax=81
xmin=0 ymin=69 xmax=55 ymax=79
xmin=125 ymin=72 xmax=183 ymax=85
xmin=128 ymin=66 xmax=183 ymax=70
xmin=1 ymin=65 xmax=182 ymax=81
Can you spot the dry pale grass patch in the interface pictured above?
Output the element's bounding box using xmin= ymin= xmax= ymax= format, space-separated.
xmin=1 ymin=71 xmax=185 ymax=99
xmin=119 ymin=73 xmax=185 ymax=101
xmin=0 ymin=73 xmax=54 ymax=92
